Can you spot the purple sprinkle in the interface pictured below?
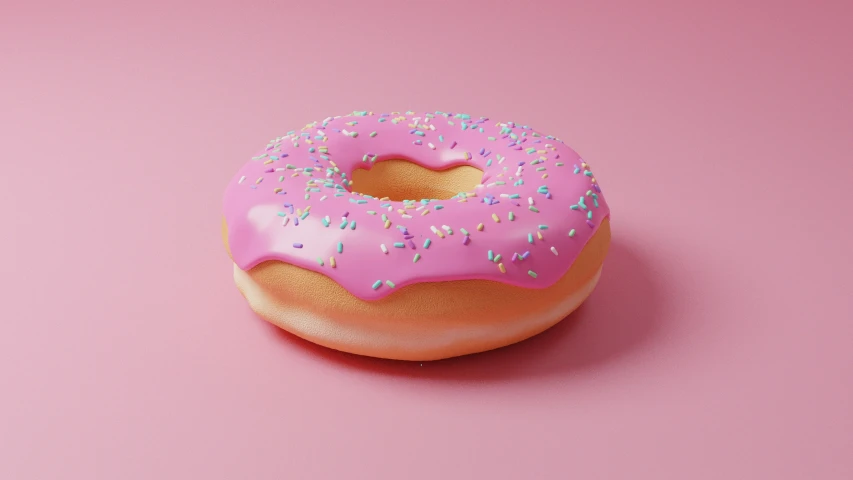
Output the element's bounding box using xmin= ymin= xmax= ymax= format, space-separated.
xmin=521 ymin=138 xmax=528 ymax=143
xmin=288 ymin=205 xmax=295 ymax=214
xmin=554 ymin=154 xmax=559 ymax=159
xmin=293 ymin=217 xmax=299 ymax=226
xmin=511 ymin=201 xmax=521 ymax=206
xmin=450 ymin=141 xmax=457 ymax=149
xmin=408 ymin=240 xmax=416 ymax=249
xmin=513 ymin=146 xmax=522 ymax=150
xmin=462 ymin=236 xmax=471 ymax=245
xmin=409 ymin=129 xmax=417 ymax=134
xmin=331 ymin=128 xmax=341 ymax=133
xmin=293 ymin=243 xmax=303 ymax=248
xmin=594 ymin=185 xmax=602 ymax=192
xmin=483 ymin=150 xmax=491 ymax=157
xmin=479 ymin=148 xmax=485 ymax=155
xmin=512 ymin=253 xmax=519 ymax=262
xmin=380 ymin=113 xmax=390 ymax=117
xmin=501 ymin=134 xmax=509 ymax=139
xmin=587 ymin=220 xmax=595 ymax=228
xmin=404 ymin=234 xmax=414 ymax=240
xmin=533 ymin=139 xmax=541 ymax=144
xmin=546 ymin=193 xmax=553 ymax=199
xmin=265 ymin=146 xmax=274 ymax=151
xmin=283 ymin=202 xmax=292 ymax=207
xmin=507 ymin=142 xmax=516 ymax=147
xmin=518 ymin=161 xmax=525 ymax=166
xmin=342 ymin=211 xmax=349 ymax=217
xmin=522 ymin=251 xmax=531 ymax=259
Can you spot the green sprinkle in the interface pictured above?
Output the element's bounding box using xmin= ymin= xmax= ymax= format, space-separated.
xmin=350 ymin=132 xmax=359 ymax=138
xmin=340 ymin=220 xmax=348 ymax=229
xmin=461 ymin=122 xmax=469 ymax=130
xmin=556 ymin=162 xmax=564 ymax=166
xmin=300 ymin=211 xmax=310 ymax=220
xmin=366 ymin=210 xmax=377 ymax=215
xmin=362 ymin=154 xmax=369 ymax=162
xmin=381 ymin=214 xmax=388 ymax=221
xmin=538 ymin=225 xmax=548 ymax=229
xmin=304 ymin=194 xmax=310 ymax=200
xmin=379 ymin=117 xmax=387 ymax=122
xmin=486 ymin=159 xmax=493 ymax=167
xmin=438 ymin=135 xmax=445 ymax=142
xmin=424 ymin=238 xmax=432 ymax=249
xmin=509 ymin=212 xmax=515 ymax=221
xmin=487 ymin=136 xmax=496 ymax=141
xmin=587 ymin=211 xmax=593 ymax=219
xmin=316 ymin=257 xmax=324 ymax=266
xmin=370 ymin=131 xmax=377 ymax=137
xmin=413 ymin=253 xmax=421 ymax=263
xmin=354 ymin=110 xmax=368 ymax=116
xmin=529 ymin=206 xmax=540 ymax=213
xmin=569 ymin=229 xmax=576 ymax=237
xmin=286 ymin=164 xmax=296 ymax=169
xmin=394 ymin=242 xmax=405 ymax=248
xmin=488 ymin=250 xmax=494 ymax=261
xmin=337 ymin=242 xmax=343 ymax=253
xmin=372 ymin=280 xmax=383 ymax=290
xmin=570 ymin=205 xmax=580 ymax=210
xmin=277 ymin=212 xmax=286 ymax=217
xmin=385 ymin=280 xmax=396 ymax=288
xmin=322 ymin=218 xmax=330 ymax=227
xmin=434 ymin=205 xmax=444 ymax=210
xmin=279 ymin=176 xmax=284 ymax=182
xmin=460 ymin=228 xmax=469 ymax=236
xmin=349 ymin=220 xmax=357 ymax=230
xmin=494 ymin=254 xmax=502 ymax=263
xmin=509 ymin=194 xmax=520 ymax=199
xmin=308 ymin=147 xmax=315 ymax=153
xmin=584 ymin=171 xmax=593 ymax=177
xmin=528 ymin=270 xmax=538 ymax=278
xmin=528 ymin=233 xmax=534 ymax=243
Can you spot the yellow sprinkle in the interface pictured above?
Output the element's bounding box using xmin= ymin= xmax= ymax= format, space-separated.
xmin=330 ymin=257 xmax=336 ymax=268
xmin=306 ymin=139 xmax=313 ymax=144
xmin=477 ymin=223 xmax=484 ymax=231
xmin=421 ymin=209 xmax=430 ymax=216
xmin=492 ymin=213 xmax=500 ymax=223
xmin=291 ymin=173 xmax=299 ymax=177
xmin=273 ymin=188 xmax=283 ymax=193
xmin=542 ymin=174 xmax=549 ymax=179
xmin=263 ymin=159 xmax=273 ymax=165
xmin=256 ymin=177 xmax=263 ymax=184
xmin=591 ymin=178 xmax=597 ymax=183
xmin=436 ymin=230 xmax=445 ymax=238
xmin=380 ymin=197 xmax=390 ymax=201
xmin=329 ymin=161 xmax=337 ymax=167
xmin=405 ymin=205 xmax=416 ymax=210
xmin=581 ymin=162 xmax=588 ymax=168
xmin=304 ymin=205 xmax=311 ymax=212
xmin=296 ymin=209 xmax=303 ymax=216
xmin=397 ymin=209 xmax=406 ymax=214
xmin=384 ymin=220 xmax=391 ymax=228
xmin=498 ymin=263 xmax=506 ymax=273
xmin=537 ymin=231 xmax=544 ymax=240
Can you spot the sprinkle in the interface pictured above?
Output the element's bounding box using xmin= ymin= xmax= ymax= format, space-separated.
xmin=316 ymin=257 xmax=324 ymax=266
xmin=281 ymin=216 xmax=290 ymax=227
xmin=293 ymin=243 xmax=303 ymax=249
xmin=460 ymin=228 xmax=469 ymax=236
xmin=384 ymin=219 xmax=392 ymax=228
xmin=413 ymin=253 xmax=421 ymax=263
xmin=337 ymin=242 xmax=343 ymax=253
xmin=550 ymin=246 xmax=559 ymax=256
xmin=529 ymin=206 xmax=540 ymax=213
xmin=462 ymin=236 xmax=471 ymax=245
xmin=528 ymin=270 xmax=538 ymax=278
xmin=538 ymin=225 xmax=548 ymax=230
xmin=349 ymin=220 xmax=357 ymax=230
xmin=330 ymin=257 xmax=336 ymax=268
xmin=340 ymin=220 xmax=348 ymax=229
xmin=423 ymin=238 xmax=432 ymax=249
xmin=491 ymin=213 xmax=500 ymax=223
xmin=569 ymin=229 xmax=576 ymax=237
xmin=488 ymin=250 xmax=494 ymax=261
xmin=537 ymin=231 xmax=544 ymax=240
xmin=494 ymin=254 xmax=502 ymax=263
xmin=428 ymin=142 xmax=436 ymax=149
xmin=385 ymin=280 xmax=396 ymax=288
xmin=528 ymin=233 xmax=534 ymax=243
xmin=370 ymin=131 xmax=377 ymax=137
xmin=450 ymin=141 xmax=457 ymax=149
xmin=394 ymin=242 xmax=405 ymax=248
xmin=477 ymin=223 xmax=484 ymax=231
xmin=238 ymin=175 xmax=246 ymax=184
xmin=498 ymin=263 xmax=506 ymax=273
xmin=372 ymin=280 xmax=383 ymax=290
xmin=380 ymin=244 xmax=388 ymax=254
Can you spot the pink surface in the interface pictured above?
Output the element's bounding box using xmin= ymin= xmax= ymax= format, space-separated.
xmin=2 ymin=0 xmax=852 ymax=478
xmin=224 ymin=111 xmax=609 ymax=299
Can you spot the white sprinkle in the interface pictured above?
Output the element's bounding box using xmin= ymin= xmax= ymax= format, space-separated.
xmin=238 ymin=175 xmax=246 ymax=184
xmin=324 ymin=216 xmax=330 ymax=223
xmin=500 ymin=193 xmax=510 ymax=198
xmin=430 ymin=226 xmax=439 ymax=234
xmin=402 ymin=214 xmax=412 ymax=219
xmin=429 ymin=124 xmax=436 ymax=131
xmin=275 ymin=168 xmax=286 ymax=172
xmin=320 ymin=195 xmax=328 ymax=201
xmin=441 ymin=225 xmax=452 ymax=233
xmin=381 ymin=244 xmax=388 ymax=254
xmin=387 ymin=206 xmax=394 ymax=212
xmin=486 ymin=182 xmax=497 ymax=188
xmin=415 ymin=206 xmax=425 ymax=211
xmin=281 ymin=216 xmax=289 ymax=227
xmin=341 ymin=216 xmax=347 ymax=222
xmin=528 ymin=197 xmax=535 ymax=205
xmin=428 ymin=142 xmax=436 ymax=150
xmin=551 ymin=246 xmax=558 ymax=255
xmin=342 ymin=129 xmax=350 ymax=135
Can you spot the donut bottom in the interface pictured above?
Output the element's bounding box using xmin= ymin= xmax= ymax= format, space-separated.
xmin=224 ymin=218 xmax=610 ymax=361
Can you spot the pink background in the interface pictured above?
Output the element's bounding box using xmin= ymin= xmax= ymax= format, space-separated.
xmin=2 ymin=0 xmax=852 ymax=478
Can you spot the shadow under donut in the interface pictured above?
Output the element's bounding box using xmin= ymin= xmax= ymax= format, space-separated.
xmin=263 ymin=239 xmax=664 ymax=382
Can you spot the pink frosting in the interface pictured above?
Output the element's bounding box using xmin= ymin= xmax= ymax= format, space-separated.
xmin=223 ymin=111 xmax=610 ymax=300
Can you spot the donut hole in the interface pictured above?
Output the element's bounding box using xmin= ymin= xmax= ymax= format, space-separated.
xmin=350 ymin=159 xmax=483 ymax=201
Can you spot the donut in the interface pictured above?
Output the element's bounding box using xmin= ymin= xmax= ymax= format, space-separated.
xmin=222 ymin=110 xmax=611 ymax=361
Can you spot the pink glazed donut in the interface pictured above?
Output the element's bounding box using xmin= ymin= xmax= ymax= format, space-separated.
xmin=222 ymin=110 xmax=611 ymax=361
